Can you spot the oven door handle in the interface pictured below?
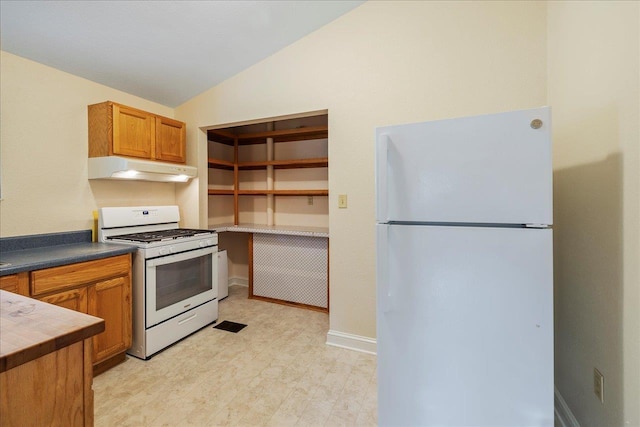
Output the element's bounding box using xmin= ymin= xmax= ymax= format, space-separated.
xmin=147 ymin=246 xmax=216 ymax=267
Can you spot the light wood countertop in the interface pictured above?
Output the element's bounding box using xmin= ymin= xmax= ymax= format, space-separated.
xmin=0 ymin=290 xmax=105 ymax=372
xmin=210 ymin=223 xmax=329 ymax=238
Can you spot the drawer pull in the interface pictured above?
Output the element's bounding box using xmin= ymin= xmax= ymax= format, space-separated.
xmin=178 ymin=313 xmax=197 ymax=325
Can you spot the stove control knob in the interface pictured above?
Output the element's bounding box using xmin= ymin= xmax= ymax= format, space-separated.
xmin=169 ymin=246 xmax=175 ymax=253
xmin=159 ymin=248 xmax=169 ymax=256
xmin=199 ymin=240 xmax=211 ymax=248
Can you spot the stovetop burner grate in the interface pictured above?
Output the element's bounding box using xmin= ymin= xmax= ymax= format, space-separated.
xmin=108 ymin=228 xmax=214 ymax=243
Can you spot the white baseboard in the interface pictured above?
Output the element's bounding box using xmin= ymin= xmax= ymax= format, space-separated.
xmin=326 ymin=330 xmax=377 ymax=355
xmin=555 ymin=387 xmax=580 ymax=427
xmin=229 ymin=277 xmax=248 ymax=287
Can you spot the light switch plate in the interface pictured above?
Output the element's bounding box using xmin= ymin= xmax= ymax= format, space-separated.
xmin=338 ymin=194 xmax=347 ymax=208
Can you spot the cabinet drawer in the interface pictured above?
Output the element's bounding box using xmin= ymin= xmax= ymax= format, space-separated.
xmin=0 ymin=272 xmax=29 ymax=296
xmin=37 ymin=287 xmax=88 ymax=313
xmin=31 ymin=254 xmax=131 ymax=296
xmin=0 ymin=275 xmax=18 ymax=292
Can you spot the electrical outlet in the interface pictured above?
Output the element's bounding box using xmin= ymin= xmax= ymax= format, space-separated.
xmin=307 ymin=196 xmax=314 ymax=205
xmin=338 ymin=194 xmax=348 ymax=208
xmin=594 ymin=368 xmax=604 ymax=403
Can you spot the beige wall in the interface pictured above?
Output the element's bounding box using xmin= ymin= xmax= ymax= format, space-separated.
xmin=0 ymin=52 xmax=179 ymax=237
xmin=176 ymin=0 xmax=548 ymax=340
xmin=548 ymin=2 xmax=640 ymax=426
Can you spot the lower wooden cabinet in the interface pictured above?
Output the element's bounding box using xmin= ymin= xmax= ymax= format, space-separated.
xmin=88 ymin=276 xmax=131 ymax=364
xmin=29 ymin=254 xmax=132 ymax=373
xmin=0 ymin=339 xmax=94 ymax=427
xmin=0 ymin=272 xmax=29 ymax=296
xmin=39 ymin=287 xmax=88 ymax=312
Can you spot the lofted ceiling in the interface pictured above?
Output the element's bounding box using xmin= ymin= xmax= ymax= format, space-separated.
xmin=0 ymin=0 xmax=364 ymax=107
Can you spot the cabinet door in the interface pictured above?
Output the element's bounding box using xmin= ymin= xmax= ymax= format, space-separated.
xmin=88 ymin=275 xmax=132 ymax=364
xmin=155 ymin=116 xmax=186 ymax=163
xmin=112 ymin=104 xmax=155 ymax=159
xmin=38 ymin=287 xmax=88 ymax=313
xmin=0 ymin=341 xmax=86 ymax=427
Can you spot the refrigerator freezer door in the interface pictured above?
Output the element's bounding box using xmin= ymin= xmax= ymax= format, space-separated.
xmin=376 ymin=107 xmax=552 ymax=225
xmin=376 ymin=224 xmax=554 ymax=426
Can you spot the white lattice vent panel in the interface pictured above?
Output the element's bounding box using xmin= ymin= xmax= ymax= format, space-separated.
xmin=253 ymin=234 xmax=328 ymax=309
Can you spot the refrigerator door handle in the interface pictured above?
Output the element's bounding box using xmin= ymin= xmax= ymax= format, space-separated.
xmin=377 ymin=224 xmax=394 ymax=313
xmin=376 ymin=133 xmax=390 ymax=222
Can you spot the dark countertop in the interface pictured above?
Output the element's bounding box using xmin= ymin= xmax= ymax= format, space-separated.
xmin=0 ymin=289 xmax=105 ymax=372
xmin=0 ymin=230 xmax=137 ymax=276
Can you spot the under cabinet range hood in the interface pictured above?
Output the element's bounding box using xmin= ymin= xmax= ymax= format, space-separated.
xmin=88 ymin=156 xmax=197 ymax=182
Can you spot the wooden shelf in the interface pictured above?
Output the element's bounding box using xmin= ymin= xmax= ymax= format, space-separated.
xmin=209 ymin=189 xmax=327 ymax=196
xmin=238 ymin=158 xmax=328 ymax=170
xmin=206 ymin=129 xmax=236 ymax=145
xmin=207 ymin=158 xmax=234 ymax=170
xmin=209 ymin=158 xmax=329 ymax=171
xmin=220 ymin=189 xmax=329 ymax=196
xmin=207 ymin=189 xmax=235 ymax=195
xmin=270 ymin=190 xmax=328 ymax=196
xmin=207 ymin=114 xmax=328 ymax=226
xmin=208 ymin=126 xmax=328 ymax=146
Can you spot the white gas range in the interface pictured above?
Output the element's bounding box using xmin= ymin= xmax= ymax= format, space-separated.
xmin=98 ymin=206 xmax=218 ymax=359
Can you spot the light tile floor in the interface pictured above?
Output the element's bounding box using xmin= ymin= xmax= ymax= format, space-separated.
xmin=94 ymin=285 xmax=377 ymax=426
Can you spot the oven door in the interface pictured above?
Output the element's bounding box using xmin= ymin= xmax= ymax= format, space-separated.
xmin=145 ymin=246 xmax=217 ymax=327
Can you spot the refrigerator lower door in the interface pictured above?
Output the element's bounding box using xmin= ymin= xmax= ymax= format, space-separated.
xmin=377 ymin=224 xmax=553 ymax=427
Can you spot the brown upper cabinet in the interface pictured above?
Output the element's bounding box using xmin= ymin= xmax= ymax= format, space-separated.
xmin=88 ymin=101 xmax=186 ymax=164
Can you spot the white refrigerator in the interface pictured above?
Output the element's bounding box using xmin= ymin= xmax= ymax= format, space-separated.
xmin=375 ymin=107 xmax=554 ymax=427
